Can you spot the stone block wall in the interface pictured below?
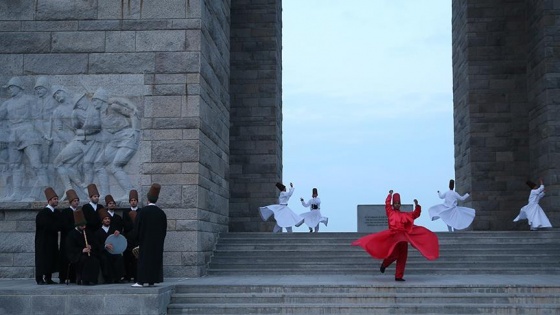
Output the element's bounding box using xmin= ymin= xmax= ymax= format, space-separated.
xmin=453 ymin=0 xmax=559 ymax=229
xmin=525 ymin=0 xmax=560 ymax=226
xmin=229 ymin=0 xmax=283 ymax=232
xmin=0 ymin=0 xmax=250 ymax=278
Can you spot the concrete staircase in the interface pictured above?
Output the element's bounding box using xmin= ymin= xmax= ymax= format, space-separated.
xmin=167 ymin=231 xmax=560 ymax=314
xmin=206 ymin=231 xmax=560 ymax=275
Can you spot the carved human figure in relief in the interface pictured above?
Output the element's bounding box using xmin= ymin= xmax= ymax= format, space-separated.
xmin=0 ymin=77 xmax=48 ymax=201
xmin=52 ymin=89 xmax=88 ymax=200
xmin=34 ymin=77 xmax=57 ymax=165
xmin=101 ymin=97 xmax=140 ymax=200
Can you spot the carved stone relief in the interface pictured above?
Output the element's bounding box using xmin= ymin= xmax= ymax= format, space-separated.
xmin=0 ymin=76 xmax=142 ymax=202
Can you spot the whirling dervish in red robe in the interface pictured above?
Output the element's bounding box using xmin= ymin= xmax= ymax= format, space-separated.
xmin=352 ymin=190 xmax=439 ymax=281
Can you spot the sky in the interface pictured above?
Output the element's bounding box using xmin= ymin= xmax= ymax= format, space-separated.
xmin=281 ymin=0 xmax=454 ymax=232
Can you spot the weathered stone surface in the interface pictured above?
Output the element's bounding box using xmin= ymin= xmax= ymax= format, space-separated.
xmin=0 ymin=33 xmax=50 ymax=54
xmin=52 ymin=31 xmax=106 ymax=53
xmin=24 ymin=54 xmax=89 ymax=74
xmin=35 ymin=0 xmax=97 ymax=20
xmin=0 ymin=0 xmax=34 ymax=20
xmin=0 ymin=0 xmax=282 ymax=279
xmin=89 ymin=53 xmax=155 ymax=74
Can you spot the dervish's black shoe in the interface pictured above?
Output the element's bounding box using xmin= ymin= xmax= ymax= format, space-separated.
xmin=380 ymin=264 xmax=386 ymax=273
xmin=395 ymin=278 xmax=405 ymax=282
xmin=45 ymin=279 xmax=58 ymax=285
xmin=309 ymin=228 xmax=313 ymax=233
xmin=36 ymin=280 xmax=46 ymax=285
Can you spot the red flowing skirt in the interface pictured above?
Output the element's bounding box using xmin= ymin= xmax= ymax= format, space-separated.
xmin=352 ymin=226 xmax=439 ymax=260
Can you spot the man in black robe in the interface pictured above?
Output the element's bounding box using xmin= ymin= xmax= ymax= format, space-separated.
xmin=58 ymin=189 xmax=80 ymax=284
xmin=105 ymin=194 xmax=124 ymax=232
xmin=131 ymin=183 xmax=167 ymax=287
xmin=94 ymin=207 xmax=125 ymax=284
xmin=123 ymin=189 xmax=140 ymax=282
xmin=66 ymin=208 xmax=101 ymax=285
xmin=82 ymin=183 xmax=103 ymax=233
xmin=35 ymin=187 xmax=61 ymax=285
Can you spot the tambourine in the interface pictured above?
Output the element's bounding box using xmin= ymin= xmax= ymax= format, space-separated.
xmin=105 ymin=234 xmax=128 ymax=255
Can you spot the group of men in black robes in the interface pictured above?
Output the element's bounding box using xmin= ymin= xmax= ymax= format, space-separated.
xmin=34 ymin=183 xmax=167 ymax=287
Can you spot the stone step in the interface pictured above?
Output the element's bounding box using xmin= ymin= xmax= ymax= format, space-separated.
xmin=171 ymin=292 xmax=560 ymax=304
xmin=174 ymin=283 xmax=560 ymax=294
xmin=172 ymin=232 xmax=560 ymax=314
xmin=207 ymin=231 xmax=560 ymax=276
xmin=168 ymin=302 xmax=560 ymax=314
xmin=206 ymin=267 xmax=560 ymax=275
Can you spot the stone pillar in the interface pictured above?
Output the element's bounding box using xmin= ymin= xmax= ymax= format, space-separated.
xmin=525 ymin=0 xmax=560 ymax=226
xmin=452 ymin=0 xmax=559 ymax=230
xmin=229 ymin=0 xmax=283 ymax=232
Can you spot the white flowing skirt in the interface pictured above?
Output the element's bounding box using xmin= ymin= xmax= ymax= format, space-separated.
xmin=429 ymin=204 xmax=475 ymax=230
xmin=296 ymin=210 xmax=328 ymax=228
xmin=513 ymin=203 xmax=552 ymax=229
xmin=259 ymin=204 xmax=303 ymax=228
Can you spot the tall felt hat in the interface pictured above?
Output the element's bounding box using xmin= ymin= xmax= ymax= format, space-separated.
xmin=392 ymin=193 xmax=401 ymax=205
xmin=73 ymin=207 xmax=87 ymax=226
xmin=66 ymin=189 xmax=79 ymax=202
xmin=275 ymin=182 xmax=286 ymax=191
xmin=312 ymin=188 xmax=318 ymax=195
xmin=98 ymin=206 xmax=110 ymax=220
xmin=526 ymin=180 xmax=536 ymax=189
xmin=105 ymin=194 xmax=115 ymax=205
xmin=87 ymin=184 xmax=100 ymax=197
xmin=44 ymin=187 xmax=58 ymax=201
xmin=147 ymin=183 xmax=161 ymax=202
xmin=449 ymin=179 xmax=455 ymax=190
xmin=129 ymin=189 xmax=139 ymax=201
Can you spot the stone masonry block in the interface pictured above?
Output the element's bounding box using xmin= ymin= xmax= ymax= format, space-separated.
xmin=5 ymin=210 xmax=36 ymax=221
xmin=163 ymin=251 xmax=182 ymax=265
xmin=0 ymin=33 xmax=50 ymax=54
xmin=153 ymin=84 xmax=186 ymax=96
xmin=165 ymin=208 xmax=198 ymax=221
xmin=144 ymin=96 xmax=183 ymax=118
xmin=164 ymin=231 xmax=198 ymax=251
xmin=13 ymin=253 xmax=34 ymax=267
xmin=154 ymin=74 xmax=188 ymax=84
xmin=152 ymin=117 xmax=200 ymax=129
xmin=0 ymin=295 xmax=30 ymax=315
xmin=89 ymin=53 xmax=155 ymax=74
xmin=155 ymin=52 xmax=201 ymax=73
xmin=151 ymin=174 xmax=198 ymax=186
xmin=141 ymin=0 xmax=187 ymax=19
xmin=0 ymin=0 xmax=34 ymax=20
xmin=0 ymin=233 xmax=34 ymax=253
xmin=0 ymin=254 xmax=12 ymax=267
xmin=35 ymin=0 xmax=97 ymax=20
xmin=24 ymin=54 xmax=88 ymax=74
xmin=141 ymin=162 xmax=182 ymax=174
xmin=136 ymin=30 xmax=186 ymax=51
xmin=21 ymin=21 xmax=79 ymax=32
xmin=31 ymin=295 xmax=67 ymax=315
xmin=106 ymin=31 xmax=136 ymax=52
xmin=52 ymin=32 xmax=105 ymax=53
xmin=0 ymin=55 xmax=23 ymax=75
xmin=151 ymin=140 xmax=198 ymax=162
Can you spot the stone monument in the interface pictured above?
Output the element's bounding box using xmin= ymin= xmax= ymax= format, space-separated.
xmin=0 ymin=0 xmax=282 ymax=278
xmin=357 ymin=204 xmax=413 ymax=233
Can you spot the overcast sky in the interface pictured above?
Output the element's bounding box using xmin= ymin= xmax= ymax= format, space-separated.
xmin=281 ymin=0 xmax=455 ymax=232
